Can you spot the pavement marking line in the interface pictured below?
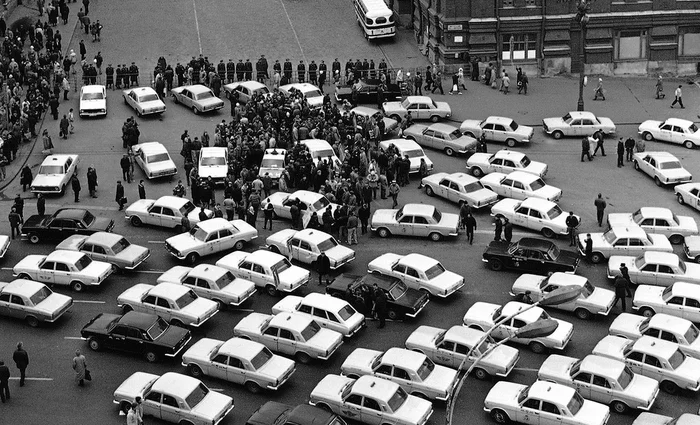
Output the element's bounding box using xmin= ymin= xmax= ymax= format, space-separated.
xmin=45 ymin=203 xmax=117 ymax=211
xmin=277 ymin=0 xmax=307 ymax=64
xmin=73 ymin=300 xmax=106 ymax=304
xmin=148 ymin=241 xmax=165 ymax=244
xmin=514 ymin=367 xmax=539 ymax=372
xmin=9 ymin=377 xmax=53 ymax=381
xmin=192 ymin=0 xmax=203 ymax=55
xmin=1 ymin=267 xmax=12 ymax=271
xmin=64 ymin=337 xmax=84 ymax=340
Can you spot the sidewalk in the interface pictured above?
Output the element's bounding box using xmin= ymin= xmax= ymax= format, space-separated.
xmin=0 ymin=1 xmax=82 ymax=193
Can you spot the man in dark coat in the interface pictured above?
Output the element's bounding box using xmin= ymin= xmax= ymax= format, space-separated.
xmin=503 ymin=218 xmax=513 ymax=242
xmin=9 ymin=207 xmax=22 ymax=240
xmin=617 ymin=138 xmax=625 ymax=168
xmin=37 ymin=194 xmax=45 ymax=216
xmin=120 ymin=154 xmax=131 ymax=183
xmin=494 ymin=216 xmax=503 ymax=242
xmin=373 ymin=284 xmax=387 ymax=328
xmin=20 ymin=166 xmax=33 ymax=192
xmin=0 ymin=360 xmax=10 ymax=402
xmin=71 ymin=173 xmax=81 ymax=202
xmin=464 ymin=212 xmax=477 ymax=245
xmin=316 ymin=251 xmax=331 ymax=285
xmin=87 ymin=166 xmax=98 ymax=198
xmin=115 ymin=181 xmax=125 ymax=210
xmin=613 ymin=274 xmax=632 ymax=312
xmin=138 ymin=180 xmax=146 ymax=199
xmin=12 ymin=342 xmax=29 ymax=387
xmin=297 ymin=61 xmax=306 ymax=83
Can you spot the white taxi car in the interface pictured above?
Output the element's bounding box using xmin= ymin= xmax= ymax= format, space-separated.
xmin=157 ymin=264 xmax=256 ymax=308
xmin=537 ymin=354 xmax=658 ymax=413
xmin=340 ymin=347 xmax=458 ymax=402
xmin=577 ymin=227 xmax=673 ymax=264
xmin=309 ymin=374 xmax=433 ymax=425
xmin=421 ymin=172 xmax=499 ymax=209
xmin=181 ymin=337 xmax=295 ymax=393
xmin=265 ymin=228 xmax=355 ymax=270
xmin=460 ymin=116 xmax=534 ymax=147
xmin=633 ymin=151 xmax=693 ymax=186
xmin=172 ymin=84 xmax=225 ymax=114
xmin=367 ymin=253 xmax=464 ymax=298
xmin=233 ymin=312 xmax=343 ymax=364
xmin=198 ymin=147 xmax=228 ymax=184
xmin=609 ymin=313 xmax=700 ymax=359
xmin=56 ymin=232 xmax=150 ymax=271
xmin=607 ymin=252 xmax=700 ymax=286
xmin=592 ymin=335 xmax=700 ymax=394
xmin=382 ymin=95 xmax=451 ymax=122
xmin=13 ymin=250 xmax=114 ymax=292
xmin=370 ymin=204 xmax=459 ymax=241
xmin=300 ymin=139 xmax=342 ymax=168
xmin=112 ymin=372 xmax=234 ymax=425
xmin=510 ymin=272 xmax=614 ymax=320
xmin=263 ymin=190 xmax=339 ymax=226
xmin=542 ymin=111 xmax=616 ymax=139
xmin=164 ymin=218 xmax=258 ymax=264
xmin=685 ymin=235 xmax=700 ymax=263
xmin=125 ymin=196 xmax=212 ymax=230
xmin=30 ymin=154 xmax=79 ymax=195
xmin=130 ymin=142 xmax=177 ymax=180
xmin=0 ymin=279 xmax=73 ymax=327
xmin=0 ymin=235 xmax=9 ymax=259
xmin=480 ymin=171 xmax=562 ymax=202
xmin=122 ymin=87 xmax=166 ymax=116
xmin=216 ymin=250 xmax=310 ymax=296
xmin=403 ymin=122 xmax=478 ymax=156
xmin=79 ymin=84 xmax=107 ymax=117
xmin=351 ymin=106 xmax=400 ymax=135
xmin=466 ymin=150 xmax=548 ymax=178
xmin=259 ymin=148 xmax=286 ymax=184
xmin=463 ymin=301 xmax=574 ymax=354
xmin=633 ymin=413 xmax=700 ymax=425
xmin=405 ymin=325 xmax=520 ymax=379
xmin=484 ymin=380 xmax=610 ymax=425
xmin=116 ymin=282 xmax=219 ymax=328
xmin=491 ymin=197 xmax=574 ymax=238
xmin=223 ymin=81 xmax=271 ymax=103
xmin=607 ymin=207 xmax=697 ymax=244
xmin=638 ymin=118 xmax=700 ymax=150
xmin=279 ymin=83 xmax=324 ymax=108
xmin=633 ymin=282 xmax=700 ymax=323
xmin=379 ymin=139 xmax=434 ymax=174
xmin=271 ymin=293 xmax=365 ymax=337
xmin=675 ymin=183 xmax=700 ymax=213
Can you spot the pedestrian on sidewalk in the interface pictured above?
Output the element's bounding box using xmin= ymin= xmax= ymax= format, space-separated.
xmin=671 ymin=85 xmax=685 ymax=108
xmin=138 ymin=180 xmax=146 ymax=199
xmin=20 ymin=166 xmax=33 ymax=192
xmin=116 ymin=181 xmax=126 ymax=211
xmin=431 ymin=71 xmax=444 ymax=94
xmin=49 ymin=96 xmax=59 ymax=119
xmin=59 ymin=114 xmax=69 ymax=139
xmin=593 ymin=78 xmax=605 ymax=100
xmin=68 ymin=109 xmax=75 ymax=133
xmin=87 ymin=166 xmax=98 ymax=198
xmin=617 ymin=139 xmax=624 ymax=167
xmin=12 ymin=342 xmax=28 ymax=387
xmin=79 ymin=40 xmax=86 ymax=61
xmin=61 ymin=76 xmax=70 ymax=100
xmin=594 ymin=193 xmax=607 ymax=227
xmin=0 ymin=360 xmax=10 ymax=402
xmin=655 ymin=76 xmax=665 ymax=99
xmin=502 ymin=72 xmax=511 ymax=94
xmin=72 ymin=349 xmax=87 ymax=387
xmin=581 ymin=137 xmax=592 ymax=162
xmin=71 ymin=173 xmax=81 ymax=202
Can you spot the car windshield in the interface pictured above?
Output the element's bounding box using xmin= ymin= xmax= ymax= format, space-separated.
xmin=311 ymin=197 xmax=330 ymax=211
xmin=464 ymin=181 xmax=484 ymax=193
xmin=530 ymin=178 xmax=546 ymax=191
xmin=516 ymin=387 xmax=529 ymax=404
xmin=690 ymin=123 xmax=699 ymax=133
xmin=82 ymin=92 xmax=104 ymax=100
xmin=313 ymin=148 xmax=335 ymax=159
xmin=661 ymin=285 xmax=673 ymax=301
xmin=424 ymin=263 xmax=446 ymax=280
xmin=201 ymin=156 xmax=226 ymax=166
xmin=337 ymin=304 xmax=356 ymax=321
xmin=174 ymin=290 xmax=198 ymax=309
xmin=447 ymin=129 xmax=463 ymax=140
xmin=195 ymin=91 xmax=214 ymax=100
xmin=214 ymin=271 xmax=236 ymax=290
xmin=110 ymin=238 xmax=131 ymax=254
xmin=317 ymin=236 xmax=338 ymax=252
xmin=509 ymin=120 xmax=519 ymax=131
xmin=580 ymin=281 xmax=594 ymax=298
xmin=660 ymin=161 xmax=682 ymax=170
xmin=632 ymin=209 xmax=643 ymax=224
xmin=548 ymin=245 xmax=560 ymax=259
xmin=304 ymin=89 xmax=323 ymax=99
xmin=669 ymin=349 xmax=686 ymax=369
xmin=180 ymin=201 xmax=196 ymax=216
xmin=271 ymin=258 xmax=292 ymax=274
xmin=432 ymin=209 xmax=442 ymax=222
xmin=403 ymin=149 xmax=424 ymax=158
xmin=261 ymin=158 xmax=285 ymax=168
xmin=618 ymin=365 xmax=634 ymax=389
xmin=567 ymin=391 xmax=585 ymax=415
xmin=603 ymin=229 xmax=619 ymax=244
xmin=146 ymin=317 xmax=170 ymax=340
xmin=492 ymin=306 xmax=504 ymax=322
xmin=184 ymin=383 xmax=210 ymax=409
xmin=389 ymin=281 xmax=408 ymax=300
xmin=570 ymin=359 xmax=582 ymax=376
xmin=147 ymin=153 xmax=171 ymax=164
xmin=189 ymin=227 xmax=208 ymax=242
xmin=29 ymin=285 xmax=53 ymax=305
xmin=546 ymin=205 xmax=563 ymax=219
xmin=416 ymin=357 xmax=436 ymax=380
xmin=634 ymin=256 xmax=647 ymax=270
xmin=250 ymin=347 xmax=273 ymax=370
xmin=519 ymin=156 xmax=531 ymax=167
xmin=138 ymin=94 xmax=160 ymax=102
xmin=387 ymin=387 xmax=408 ymax=412
xmin=38 ymin=165 xmax=65 ymax=174
xmin=562 ymin=113 xmax=572 ymax=123
xmin=300 ymin=320 xmax=321 ymax=341
xmin=81 ymin=211 xmax=96 ymax=226
xmin=74 ymin=255 xmax=93 ymax=271
xmin=472 ymin=339 xmax=489 ymax=356
xmin=685 ymin=324 xmax=700 ymax=344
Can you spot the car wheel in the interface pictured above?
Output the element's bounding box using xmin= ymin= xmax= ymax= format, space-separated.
xmin=677 ymin=193 xmax=686 ymax=205
xmin=70 ymin=281 xmax=85 ymax=292
xmin=28 ymin=234 xmax=40 ymax=244
xmin=88 ymin=337 xmax=102 ymax=351
xmin=425 ymin=186 xmax=434 ymax=196
xmin=552 ymin=131 xmax=563 ymax=140
xmin=575 ymin=308 xmax=592 ymax=321
xmin=444 ymin=147 xmax=455 ymax=156
xmin=387 ymin=310 xmax=399 ymax=321
xmin=490 ymin=409 xmax=510 ymax=424
xmin=473 ymin=368 xmax=489 ymax=381
xmin=430 ymin=115 xmax=439 ymax=123
xmin=265 ymin=285 xmax=279 ymax=297
xmin=391 ymin=114 xmax=401 ymax=122
xmin=144 ymin=351 xmax=158 ymax=363
xmin=611 ymin=401 xmax=628 ymax=414
xmin=295 ymin=352 xmax=312 ymax=364
xmin=669 ymin=234 xmax=684 ymax=245
xmin=130 ymin=216 xmax=142 ymax=227
xmin=684 ymin=140 xmax=695 ymax=149
xmin=269 ymin=245 xmax=280 ymax=254
xmin=529 ymin=341 xmax=546 ymax=354
xmin=316 ymin=403 xmax=333 ymax=413
xmin=633 ymin=161 xmax=641 ymax=171
xmin=654 ymin=176 xmax=663 ymax=187
xmin=25 ymin=316 xmax=40 ymax=327
xmin=122 ymin=304 xmax=133 ymax=314
xmin=506 ymin=138 xmax=517 ymax=148
xmin=234 ymin=240 xmax=245 ymax=251
xmin=590 ymin=252 xmax=604 ymax=264
xmin=643 ymin=131 xmax=654 ymax=142
xmin=245 ymin=381 xmax=262 ymax=394
xmin=695 ymin=255 xmax=700 ymax=264
xmin=429 ymin=232 xmax=442 ymax=242
xmin=188 ymin=364 xmax=203 ymax=378
xmin=541 ymin=228 xmax=555 ymax=238
xmin=640 ymin=307 xmax=655 ymax=318
xmin=661 ymin=380 xmax=679 ymax=395
xmin=17 ymin=273 xmax=32 ymax=280
xmin=471 ymin=167 xmax=483 ymax=177
xmin=185 ymin=252 xmax=199 ymax=265
xmin=377 ymin=228 xmax=390 ymax=238
xmin=489 ymin=259 xmax=504 ymax=271
xmin=173 ymin=95 xmax=179 ymax=104
xmin=192 ymin=106 xmax=199 ymax=115
xmin=120 ymin=401 xmax=132 ymax=415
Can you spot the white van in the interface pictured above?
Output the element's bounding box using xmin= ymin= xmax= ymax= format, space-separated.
xmin=301 ymin=139 xmax=342 ymax=169
xmin=353 ymin=0 xmax=396 ymax=40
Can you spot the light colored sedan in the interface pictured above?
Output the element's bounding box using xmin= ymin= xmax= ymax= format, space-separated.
xmin=157 ymin=264 xmax=256 ymax=308
xmin=367 ymin=253 xmax=464 ymax=298
xmin=675 ymin=183 xmax=700 ymax=213
xmin=537 ymin=354 xmax=659 ymax=413
xmin=164 ymin=218 xmax=257 ymax=264
xmin=403 ymin=123 xmax=478 ymax=156
xmin=422 ymin=172 xmax=498 ymax=209
xmin=181 ymin=337 xmax=295 ymax=393
xmin=271 ymin=293 xmax=365 ymax=337
xmin=13 ymin=250 xmax=114 ymax=292
xmin=685 ymin=235 xmax=700 ymax=263
xmin=370 ymin=203 xmax=459 ymax=241
xmin=379 ymin=139 xmax=433 ymax=174
xmin=198 ymin=147 xmax=228 ymax=184
xmin=491 ymin=197 xmax=575 ymax=238
xmin=607 ymin=207 xmax=697 ymax=244
xmin=30 ymin=154 xmax=79 ymax=195
xmin=542 ymin=111 xmax=616 ymax=139
xmin=480 ymin=171 xmax=562 ymax=202
xmin=633 ymin=282 xmax=700 ymax=323
xmin=351 ymin=106 xmax=399 ymax=135
xmin=466 ymin=150 xmax=548 ymax=178
xmin=279 ymin=83 xmax=323 ymax=108
xmin=460 ymin=116 xmax=534 ymax=147
xmin=577 ymin=227 xmax=673 ymax=264
xmin=172 ymin=84 xmax=224 ymax=114
xmin=382 ymin=95 xmax=451 ymax=122
xmin=633 ymin=151 xmax=693 ymax=186
xmin=263 ymin=190 xmax=339 ymax=227
xmin=223 ymin=81 xmax=270 ymax=103
xmin=125 ymin=196 xmax=213 ymax=230
xmin=122 ymin=87 xmax=166 ymax=116
xmin=638 ymin=118 xmax=700 ymax=150
xmin=609 ymin=313 xmax=700 ymax=359
xmin=216 ymin=250 xmax=310 ymax=296
xmin=265 ymin=228 xmax=355 ymax=270
xmin=0 ymin=235 xmax=9 ymax=259
xmin=510 ymin=272 xmax=614 ymax=320
xmin=404 ymin=325 xmax=520 ymax=379
xmin=633 ymin=413 xmax=700 ymax=425
xmin=132 ymin=142 xmax=177 ymax=179
xmin=0 ymin=279 xmax=73 ymax=327
xmin=79 ymin=84 xmax=106 ymax=117
xmin=56 ymin=232 xmax=150 ymax=271
xmin=607 ymin=252 xmax=700 ymax=286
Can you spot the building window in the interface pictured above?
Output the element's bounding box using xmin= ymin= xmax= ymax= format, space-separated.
xmin=614 ymin=30 xmax=647 ymax=59
xmin=503 ymin=0 xmax=514 ymax=7
xmin=525 ymin=0 xmax=536 ymax=6
xmin=679 ymin=28 xmax=700 ymax=56
xmin=502 ymin=34 xmax=537 ymax=60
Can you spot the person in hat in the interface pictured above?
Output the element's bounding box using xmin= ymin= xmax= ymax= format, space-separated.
xmin=388 ymin=179 xmax=400 ymax=208
xmin=594 ymin=78 xmax=605 ymax=101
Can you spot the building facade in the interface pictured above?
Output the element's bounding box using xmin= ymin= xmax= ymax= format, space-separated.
xmin=393 ymin=0 xmax=700 ymax=76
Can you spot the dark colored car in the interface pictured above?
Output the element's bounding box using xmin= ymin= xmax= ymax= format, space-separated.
xmin=334 ymin=79 xmax=402 ymax=104
xmin=80 ymin=311 xmax=192 ymax=363
xmin=327 ymin=273 xmax=429 ymax=320
xmin=482 ymin=237 xmax=580 ymax=274
xmin=21 ymin=208 xmax=115 ymax=244
xmin=246 ymin=401 xmax=347 ymax=425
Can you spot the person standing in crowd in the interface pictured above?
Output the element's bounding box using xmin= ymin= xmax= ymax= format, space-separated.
xmin=358 ymin=203 xmax=370 ymax=235
xmin=502 ymin=72 xmax=510 ymax=94
xmin=126 ymin=403 xmax=139 ymax=425
xmin=566 ymin=211 xmax=579 ymax=246
xmin=263 ymin=202 xmax=274 ymax=230
xmin=9 ymin=207 xmax=22 ymax=240
xmin=71 ymin=172 xmax=81 ymax=202
xmin=617 ymin=138 xmax=625 ymax=168
xmin=87 ymin=166 xmax=98 ymax=198
xmin=115 ymin=181 xmax=126 ymax=211
xmin=316 ymin=251 xmax=331 ymax=285
xmin=138 ymin=180 xmax=146 ymax=199
xmin=503 ymin=217 xmax=513 ymax=243
xmin=624 ymin=137 xmax=636 ymax=162
xmin=584 ymin=233 xmax=593 ymax=261
xmin=37 ymin=194 xmax=46 ymax=216
xmin=388 ymin=180 xmax=400 ymax=208
xmin=594 ymin=193 xmax=607 ymax=227
xmin=671 ymin=85 xmax=684 ymax=108
xmin=494 ymin=216 xmax=503 ymax=242
xmin=519 ymin=71 xmax=529 ymax=94
xmin=464 ymin=213 xmax=477 ymax=245
xmin=347 ymin=211 xmax=359 ymax=245
xmin=72 ymin=349 xmax=88 ymax=387
xmin=12 ymin=343 xmax=28 ymax=387
xmin=0 ymin=360 xmax=9 ymax=402
xmin=613 ymin=273 xmax=632 ymax=312
xmin=373 ymin=284 xmax=387 ymax=329
xmin=431 ymin=71 xmax=444 ymax=95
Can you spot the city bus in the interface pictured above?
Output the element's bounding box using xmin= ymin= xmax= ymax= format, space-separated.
xmin=353 ymin=0 xmax=396 ymax=40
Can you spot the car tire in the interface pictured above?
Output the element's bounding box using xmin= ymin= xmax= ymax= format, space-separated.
xmin=269 ymin=245 xmax=280 ymax=254
xmin=121 ymin=304 xmax=133 ymax=314
xmin=541 ymin=228 xmax=555 ymax=238
xmin=185 ymin=252 xmax=199 ymax=265
xmin=529 ymin=341 xmax=546 ymax=354
xmin=643 ymin=131 xmax=654 ymax=142
xmin=70 ymin=281 xmax=85 ymax=292
xmin=655 ymin=176 xmax=663 ymax=187
xmin=661 ymin=380 xmax=679 ymax=395
xmin=611 ymin=401 xmax=628 ymax=414
xmin=377 ymin=228 xmax=390 ymax=238
xmin=640 ymin=307 xmax=655 ymax=318
xmin=88 ymin=337 xmax=102 ymax=351
xmin=695 ymin=255 xmax=700 ymax=264
xmin=506 ymin=138 xmax=517 ymax=148
xmin=192 ymin=106 xmax=199 ymax=115
xmin=552 ymin=131 xmax=563 ymax=140
xmin=25 ymin=316 xmax=40 ymax=327
xmin=295 ymin=352 xmax=312 ymax=364
xmin=387 ymin=309 xmax=399 ymax=321
xmin=634 ymin=161 xmax=641 ymax=171
xmin=490 ymin=409 xmax=510 ymax=424
xmin=471 ymin=167 xmax=484 ymax=177
xmin=425 ymin=186 xmax=434 ymax=196
xmin=444 ymin=147 xmax=455 ymax=156
xmin=391 ymin=115 xmax=401 ymax=122
xmin=17 ymin=273 xmax=32 ymax=280
xmin=234 ymin=240 xmax=245 ymax=251
xmin=677 ymin=193 xmax=686 ymax=205
xmin=430 ymin=115 xmax=439 ymax=123
xmin=144 ymin=351 xmax=158 ymax=363
xmin=489 ymin=259 xmax=504 ymax=271
xmin=669 ymin=234 xmax=684 ymax=245
xmin=245 ymin=381 xmax=262 ymax=394
xmin=316 ymin=403 xmax=333 ymax=413
xmin=429 ymin=232 xmax=442 ymax=242
xmin=188 ymin=364 xmax=203 ymax=378
xmin=266 ymin=285 xmax=279 ymax=297
xmin=473 ymin=368 xmax=489 ymax=381
xmin=574 ymin=308 xmax=592 ymax=321
xmin=120 ymin=401 xmax=132 ymax=415
xmin=130 ymin=216 xmax=142 ymax=227
xmin=684 ymin=140 xmax=695 ymax=149
xmin=28 ymin=234 xmax=40 ymax=244
xmin=590 ymin=252 xmax=604 ymax=264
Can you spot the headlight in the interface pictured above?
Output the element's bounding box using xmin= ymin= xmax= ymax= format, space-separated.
xmin=53 ymin=186 xmax=60 ymax=191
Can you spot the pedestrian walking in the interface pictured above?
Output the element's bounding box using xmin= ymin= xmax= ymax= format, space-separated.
xmin=116 ymin=181 xmax=126 ymax=211
xmin=71 ymin=173 xmax=81 ymax=202
xmin=624 ymin=137 xmax=635 ymax=161
xmin=69 ymin=109 xmax=75 ymax=133
xmin=0 ymin=361 xmax=10 ymax=402
xmin=12 ymin=343 xmax=28 ymax=387
xmin=584 ymin=233 xmax=593 ymax=261
xmin=612 ymin=275 xmax=632 ymax=312
xmin=347 ymin=212 xmax=359 ymax=245
xmin=388 ymin=180 xmax=400 ymax=208
xmin=120 ymin=154 xmax=131 ymax=183
xmin=431 ymin=71 xmax=444 ymax=95
xmin=494 ymin=216 xmax=503 ymax=242
xmin=373 ymin=284 xmax=387 ymax=328
xmin=87 ymin=166 xmax=98 ymax=198
xmin=263 ymin=202 xmax=274 ymax=230
xmin=655 ymin=76 xmax=665 ymax=99
xmin=72 ymin=349 xmax=88 ymax=386
xmin=620 ymin=263 xmax=631 ymax=282
xmin=671 ymin=85 xmax=685 ymax=108
xmin=519 ymin=72 xmax=529 ymax=94
xmin=464 ymin=213 xmax=477 ymax=245
xmin=138 ymin=180 xmax=146 ymax=199
xmin=20 ymin=166 xmax=33 ymax=192
xmin=37 ymin=194 xmax=45 ymax=216
xmin=135 ymin=396 xmax=144 ymax=425
xmin=581 ymin=137 xmax=592 ymax=162
xmin=9 ymin=208 xmax=22 ymax=240
xmin=616 ymin=139 xmax=624 ymax=168
xmin=316 ymin=252 xmax=331 ymax=285
xmin=592 ymin=130 xmax=606 ymax=156
xmin=566 ymin=211 xmax=580 ymax=246
xmin=594 ymin=193 xmax=607 ymax=227
xmin=503 ymin=218 xmax=513 ymax=243
xmin=593 ymin=78 xmax=605 ymax=100
xmin=502 ymin=73 xmax=510 ymax=94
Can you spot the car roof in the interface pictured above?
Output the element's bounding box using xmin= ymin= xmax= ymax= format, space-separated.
xmin=608 ymin=226 xmax=649 ymax=239
xmin=281 ymin=83 xmax=319 ymax=92
xmin=637 ymin=207 xmax=674 ymax=221
xmin=507 ymin=171 xmax=539 ymax=183
xmin=269 ymin=312 xmax=313 ymax=332
xmin=352 ymin=106 xmax=382 ymax=116
xmin=135 ymin=142 xmax=168 ymax=154
xmin=352 ymin=375 xmax=400 ymax=399
xmin=670 ymin=282 xmax=700 ymax=298
xmin=401 ymin=203 xmax=436 ymax=216
xmin=230 ymin=81 xmax=267 ymax=90
xmin=190 ymin=264 xmax=229 ymax=279
xmin=566 ymin=111 xmax=596 ymax=119
xmin=47 ymin=250 xmax=87 ymax=262
xmin=155 ymin=196 xmax=190 ymax=208
xmin=247 ymin=250 xmax=286 ymax=267
xmin=443 ymin=173 xmax=478 ymax=184
xmin=200 ymin=147 xmax=227 ymax=156
xmin=580 ymin=355 xmax=625 ymax=378
xmin=485 ymin=116 xmax=515 ymax=125
xmin=301 ymin=139 xmax=332 ymax=149
xmin=129 ymin=87 xmax=158 ymax=95
xmin=152 ymin=372 xmax=201 ymax=399
xmin=1 ymin=279 xmax=46 ymax=296
xmin=55 ymin=208 xmax=88 ymax=220
xmin=150 ymin=282 xmax=190 ymax=298
xmin=405 ymin=96 xmax=434 ymax=103
xmin=527 ymin=381 xmax=575 ymax=405
xmin=494 ymin=150 xmax=526 ymax=159
xmin=41 ymin=154 xmax=76 ymax=166
xmin=547 ymin=273 xmax=588 ymax=288
xmin=516 ymin=237 xmax=556 ymax=250
xmin=288 ymin=405 xmax=336 ymax=424
xmin=665 ymin=118 xmax=694 ymax=127
xmin=502 ymin=301 xmax=543 ymax=323
xmin=642 ymin=151 xmax=680 ymax=161
xmin=445 ymin=326 xmax=483 ymax=346
xmin=648 ymin=314 xmax=693 ymax=333
xmin=195 ymin=218 xmax=232 ymax=233
xmin=81 ymin=85 xmax=105 ymax=93
xmin=121 ymin=311 xmax=160 ymax=329
xmin=184 ymin=84 xmax=212 ymax=94
xmin=295 ymin=228 xmax=333 ymax=244
xmin=400 ymin=253 xmax=439 ymax=270
xmin=86 ymin=232 xmax=124 ymax=245
xmin=428 ymin=123 xmax=460 ymax=133
xmin=382 ymin=138 xmax=421 ymax=150
xmin=300 ymin=293 xmax=349 ymax=311
xmin=219 ymin=338 xmax=265 ymax=361
xmin=632 ymin=336 xmax=679 ymax=359
xmin=519 ymin=198 xmax=557 ymax=211
xmin=383 ymin=347 xmax=425 ymax=371
xmin=641 ymin=251 xmax=680 ymax=266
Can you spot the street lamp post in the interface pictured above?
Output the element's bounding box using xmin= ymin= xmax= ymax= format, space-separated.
xmin=445 ymin=285 xmax=582 ymax=425
xmin=575 ymin=0 xmax=590 ymax=111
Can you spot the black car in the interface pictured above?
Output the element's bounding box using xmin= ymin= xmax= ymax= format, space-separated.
xmin=247 ymin=401 xmax=347 ymax=425
xmin=334 ymin=79 xmax=402 ymax=104
xmin=327 ymin=273 xmax=429 ymax=320
xmin=482 ymin=237 xmax=580 ymax=274
xmin=21 ymin=208 xmax=115 ymax=244
xmin=80 ymin=311 xmax=191 ymax=363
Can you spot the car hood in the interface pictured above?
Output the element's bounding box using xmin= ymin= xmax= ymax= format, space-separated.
xmin=307 ymin=328 xmax=343 ymax=352
xmin=190 ymin=392 xmax=233 ymax=422
xmin=438 ymin=213 xmax=460 ymax=229
xmin=609 ymin=313 xmax=645 ymax=339
xmin=157 ymin=266 xmax=191 ymax=284
xmin=542 ymin=117 xmax=566 ymax=129
xmin=166 ymin=233 xmax=203 ymax=250
xmin=235 ymin=312 xmax=270 ymax=335
xmin=125 ymin=199 xmax=153 ymax=215
xmin=463 ymin=302 xmax=499 ymax=325
xmin=582 ymin=287 xmax=616 ymax=310
xmin=371 ymin=209 xmax=398 ymax=225
xmin=466 ymin=153 xmax=492 ymax=167
xmin=673 ymin=357 xmax=700 ymax=384
xmin=278 ymin=266 xmax=310 ymax=290
xmin=405 ymin=325 xmax=443 ymax=350
xmin=607 ymin=213 xmax=635 ymax=228
xmin=626 ymin=373 xmax=661 ymax=403
xmin=538 ymin=354 xmax=577 ymax=381
xmin=325 ymin=244 xmax=355 ymax=265
xmin=368 ymin=253 xmax=402 ymax=273
xmin=198 ymin=165 xmax=227 ymax=179
xmin=597 ymin=117 xmax=616 ymax=129
xmin=115 ymin=245 xmax=150 ymax=264
xmin=679 ymin=216 xmax=699 ymax=233
xmin=36 ymin=292 xmax=73 ymax=315
xmin=114 ymin=372 xmax=159 ymax=399
xmin=633 ymin=285 xmax=665 ymax=305
xmin=575 ymin=400 xmax=610 ymax=425
xmin=56 ymin=235 xmax=89 ymax=251
xmin=514 ymin=125 xmax=534 ymax=139
xmin=81 ymin=99 xmax=106 ymax=109
xmin=686 ymin=235 xmax=700 ymax=253
xmin=633 ymin=413 xmax=675 ymax=425
xmin=310 ymin=374 xmax=350 ymax=401
xmin=341 ymin=348 xmax=382 ymax=373
xmin=182 ymin=338 xmax=222 ymax=362
xmin=32 ymin=174 xmax=66 ymax=187
xmin=459 ymin=119 xmax=482 ymax=133
xmin=511 ymin=274 xmax=545 ymax=294
xmin=639 ymin=120 xmax=663 ymax=132
xmin=491 ymin=198 xmax=520 ymax=215
xmin=382 ymin=101 xmax=404 ymax=113
xmin=524 ymin=161 xmax=548 ymax=177
xmin=483 ymin=344 xmax=520 ymax=371
xmin=607 ymin=255 xmax=639 ymax=276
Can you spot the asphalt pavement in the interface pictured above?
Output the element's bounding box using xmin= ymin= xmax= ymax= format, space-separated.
xmin=1 ymin=1 xmax=700 ymax=425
